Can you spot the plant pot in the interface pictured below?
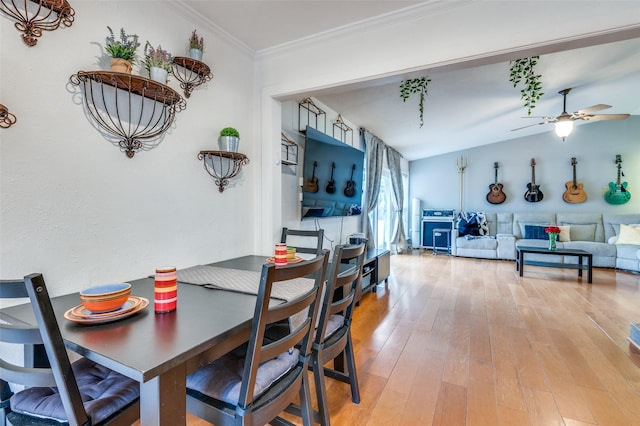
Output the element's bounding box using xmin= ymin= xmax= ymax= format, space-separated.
xmin=218 ymin=136 xmax=239 ymax=152
xmin=189 ymin=48 xmax=203 ymax=61
xmin=149 ymin=67 xmax=168 ymax=84
xmin=110 ymin=58 xmax=132 ymax=74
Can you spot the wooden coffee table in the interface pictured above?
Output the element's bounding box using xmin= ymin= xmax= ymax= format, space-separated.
xmin=516 ymin=246 xmax=593 ymax=283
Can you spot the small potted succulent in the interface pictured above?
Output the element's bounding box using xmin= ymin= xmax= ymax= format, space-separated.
xmin=218 ymin=127 xmax=240 ymax=152
xmin=143 ymin=42 xmax=173 ymax=84
xmin=189 ymin=29 xmax=204 ymax=61
xmin=105 ymin=26 xmax=140 ymax=74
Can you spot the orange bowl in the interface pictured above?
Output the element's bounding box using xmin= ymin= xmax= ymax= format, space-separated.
xmin=80 ymin=283 xmax=131 ymax=313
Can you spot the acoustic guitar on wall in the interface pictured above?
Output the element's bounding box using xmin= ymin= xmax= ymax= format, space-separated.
xmin=604 ymin=154 xmax=631 ymax=205
xmin=325 ymin=162 xmax=336 ymax=194
xmin=562 ymin=157 xmax=587 ymax=203
xmin=344 ymin=164 xmax=356 ymax=197
xmin=486 ymin=162 xmax=506 ymax=204
xmin=524 ymin=158 xmax=543 ymax=202
xmin=303 ymin=160 xmax=319 ymax=193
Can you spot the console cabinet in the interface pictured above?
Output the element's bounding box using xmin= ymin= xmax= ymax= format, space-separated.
xmin=357 ymin=248 xmax=390 ymax=303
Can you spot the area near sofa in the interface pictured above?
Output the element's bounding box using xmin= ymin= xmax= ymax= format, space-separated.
xmin=451 ymin=212 xmax=640 ymax=273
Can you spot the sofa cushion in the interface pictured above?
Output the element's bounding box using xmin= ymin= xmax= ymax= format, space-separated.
xmin=616 ymin=224 xmax=640 ymax=245
xmin=558 ymin=225 xmax=571 ymax=242
xmin=570 ymin=224 xmax=597 ymax=242
xmin=455 ymin=236 xmax=497 ymax=250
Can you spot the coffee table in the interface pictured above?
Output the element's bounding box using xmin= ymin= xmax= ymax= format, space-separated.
xmin=516 ymin=246 xmax=593 ymax=283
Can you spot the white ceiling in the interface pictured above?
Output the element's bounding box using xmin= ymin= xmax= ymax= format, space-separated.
xmin=183 ymin=1 xmax=640 ymax=161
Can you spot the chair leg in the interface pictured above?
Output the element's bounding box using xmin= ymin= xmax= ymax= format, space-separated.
xmin=312 ymin=353 xmax=331 ymax=426
xmin=345 ymin=334 xmax=360 ymax=404
xmin=299 ymin=371 xmax=314 ymax=426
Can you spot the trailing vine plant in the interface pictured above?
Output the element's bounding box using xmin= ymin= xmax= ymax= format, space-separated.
xmin=400 ymin=76 xmax=431 ymax=127
xmin=509 ymin=56 xmax=544 ymax=115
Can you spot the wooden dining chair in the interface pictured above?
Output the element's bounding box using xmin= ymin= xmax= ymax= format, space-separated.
xmin=311 ymin=243 xmax=366 ymax=426
xmin=0 ymin=273 xmax=140 ymax=426
xmin=281 ymin=227 xmax=325 ymax=257
xmin=185 ymin=251 xmax=329 ymax=426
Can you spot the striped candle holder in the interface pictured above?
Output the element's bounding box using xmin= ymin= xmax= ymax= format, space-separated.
xmin=154 ymin=266 xmax=177 ymax=313
xmin=275 ymin=243 xmax=287 ymax=266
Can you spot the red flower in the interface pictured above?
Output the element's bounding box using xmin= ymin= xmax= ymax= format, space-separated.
xmin=545 ymin=226 xmax=561 ymax=234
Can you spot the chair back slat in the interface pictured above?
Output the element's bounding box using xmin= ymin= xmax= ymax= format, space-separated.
xmin=238 ymin=251 xmax=329 ymax=413
xmin=23 ymin=273 xmax=90 ymax=426
xmin=281 ymin=227 xmax=325 ymax=256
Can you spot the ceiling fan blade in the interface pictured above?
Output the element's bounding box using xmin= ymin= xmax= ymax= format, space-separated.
xmin=575 ymin=104 xmax=611 ymax=115
xmin=511 ymin=121 xmax=550 ymax=131
xmin=579 ymin=113 xmax=630 ymax=121
xmin=521 ymin=116 xmax=555 ymax=120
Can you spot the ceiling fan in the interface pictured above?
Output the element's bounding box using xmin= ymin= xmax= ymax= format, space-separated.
xmin=512 ymin=88 xmax=630 ymax=140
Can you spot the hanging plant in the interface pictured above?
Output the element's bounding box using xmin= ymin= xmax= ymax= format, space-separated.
xmin=509 ymin=56 xmax=544 ymax=115
xmin=400 ymin=76 xmax=431 ymax=127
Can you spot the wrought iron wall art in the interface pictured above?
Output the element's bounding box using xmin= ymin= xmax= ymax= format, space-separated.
xmin=198 ymin=150 xmax=249 ymax=192
xmin=1 ymin=0 xmax=75 ymax=46
xmin=280 ymin=131 xmax=298 ymax=166
xmin=171 ymin=57 xmax=213 ymax=98
xmin=0 ymin=104 xmax=17 ymax=128
xmin=332 ymin=114 xmax=353 ymax=144
xmin=70 ymin=71 xmax=186 ymax=158
xmin=298 ymin=97 xmax=326 ymax=133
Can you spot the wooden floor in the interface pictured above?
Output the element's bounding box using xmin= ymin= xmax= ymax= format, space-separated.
xmin=164 ymin=253 xmax=640 ymax=425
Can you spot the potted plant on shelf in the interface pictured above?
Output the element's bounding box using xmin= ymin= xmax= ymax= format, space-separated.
xmin=218 ymin=127 xmax=240 ymax=152
xmin=105 ymin=26 xmax=140 ymax=74
xmin=143 ymin=42 xmax=173 ymax=84
xmin=189 ymin=29 xmax=204 ymax=61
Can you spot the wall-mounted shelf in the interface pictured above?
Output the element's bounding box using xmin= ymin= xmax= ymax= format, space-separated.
xmin=281 ymin=131 xmax=298 ymax=166
xmin=332 ymin=114 xmax=353 ymax=145
xmin=0 ymin=104 xmax=17 ymax=128
xmin=198 ymin=150 xmax=249 ymax=192
xmin=172 ymin=57 xmax=213 ymax=98
xmin=1 ymin=0 xmax=75 ymax=46
xmin=298 ymin=97 xmax=326 ymax=133
xmin=69 ymin=71 xmax=186 ymax=158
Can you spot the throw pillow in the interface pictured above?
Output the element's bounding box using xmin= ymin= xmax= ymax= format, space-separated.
xmin=524 ymin=225 xmax=550 ymax=240
xmin=615 ymin=224 xmax=640 ymax=245
xmin=458 ymin=216 xmax=480 ymax=237
xmin=569 ymin=224 xmax=597 ymax=242
xmin=558 ymin=225 xmax=571 ymax=242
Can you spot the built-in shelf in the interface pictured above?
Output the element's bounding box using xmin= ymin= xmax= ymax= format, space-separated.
xmin=198 ymin=150 xmax=249 ymax=192
xmin=172 ymin=57 xmax=213 ymax=98
xmin=69 ymin=71 xmax=186 ymax=158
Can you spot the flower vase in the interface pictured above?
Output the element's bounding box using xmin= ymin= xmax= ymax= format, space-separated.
xmin=548 ymin=233 xmax=557 ymax=251
xmin=189 ymin=48 xmax=203 ymax=61
xmin=149 ymin=67 xmax=168 ymax=84
xmin=110 ymin=58 xmax=132 ymax=74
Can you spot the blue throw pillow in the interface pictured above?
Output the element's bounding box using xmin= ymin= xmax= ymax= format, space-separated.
xmin=458 ymin=217 xmax=480 ymax=236
xmin=524 ymin=225 xmax=554 ymax=240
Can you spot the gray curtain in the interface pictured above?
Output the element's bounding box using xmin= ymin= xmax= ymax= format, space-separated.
xmin=386 ymin=146 xmax=407 ymax=254
xmin=361 ymin=128 xmax=384 ymax=248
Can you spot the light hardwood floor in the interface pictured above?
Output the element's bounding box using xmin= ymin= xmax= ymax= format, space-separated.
xmin=165 ymin=252 xmax=640 ymax=426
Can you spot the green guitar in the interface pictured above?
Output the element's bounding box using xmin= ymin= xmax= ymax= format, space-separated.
xmin=604 ymin=155 xmax=631 ymax=205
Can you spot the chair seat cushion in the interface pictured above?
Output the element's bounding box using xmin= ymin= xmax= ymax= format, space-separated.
xmin=10 ymin=357 xmax=139 ymax=424
xmin=324 ymin=314 xmax=345 ymax=339
xmin=186 ymin=348 xmax=299 ymax=405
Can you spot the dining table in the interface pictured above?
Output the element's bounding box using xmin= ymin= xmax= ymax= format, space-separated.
xmin=0 ymin=255 xmax=288 ymax=426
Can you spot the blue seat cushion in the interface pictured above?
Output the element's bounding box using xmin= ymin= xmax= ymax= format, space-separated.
xmin=186 ymin=348 xmax=299 ymax=405
xmin=10 ymin=357 xmax=139 ymax=424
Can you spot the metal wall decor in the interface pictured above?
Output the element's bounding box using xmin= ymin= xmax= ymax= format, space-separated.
xmin=298 ymin=97 xmax=326 ymax=133
xmin=70 ymin=71 xmax=186 ymax=158
xmin=332 ymin=114 xmax=353 ymax=144
xmin=0 ymin=104 xmax=17 ymax=128
xmin=281 ymin=131 xmax=298 ymax=166
xmin=1 ymin=0 xmax=75 ymax=46
xmin=171 ymin=57 xmax=213 ymax=98
xmin=198 ymin=151 xmax=249 ymax=192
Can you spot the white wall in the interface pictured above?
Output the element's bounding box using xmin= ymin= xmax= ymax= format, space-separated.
xmin=409 ymin=117 xmax=640 ymax=221
xmin=0 ymin=2 xmax=256 ymax=298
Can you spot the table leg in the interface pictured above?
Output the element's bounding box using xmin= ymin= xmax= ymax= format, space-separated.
xmin=518 ymin=251 xmax=524 ymax=276
xmin=588 ymin=255 xmax=593 ymax=284
xmin=140 ymin=363 xmax=187 ymax=426
xmin=578 ymin=255 xmax=583 ymax=278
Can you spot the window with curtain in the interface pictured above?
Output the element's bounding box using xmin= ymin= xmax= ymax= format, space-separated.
xmin=370 ymin=169 xmax=408 ymax=250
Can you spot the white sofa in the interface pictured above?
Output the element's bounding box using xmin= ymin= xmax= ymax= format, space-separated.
xmin=451 ymin=212 xmax=640 ymax=272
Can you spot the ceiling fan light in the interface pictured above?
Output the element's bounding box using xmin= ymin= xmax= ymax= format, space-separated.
xmin=555 ymin=116 xmax=573 ymax=140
